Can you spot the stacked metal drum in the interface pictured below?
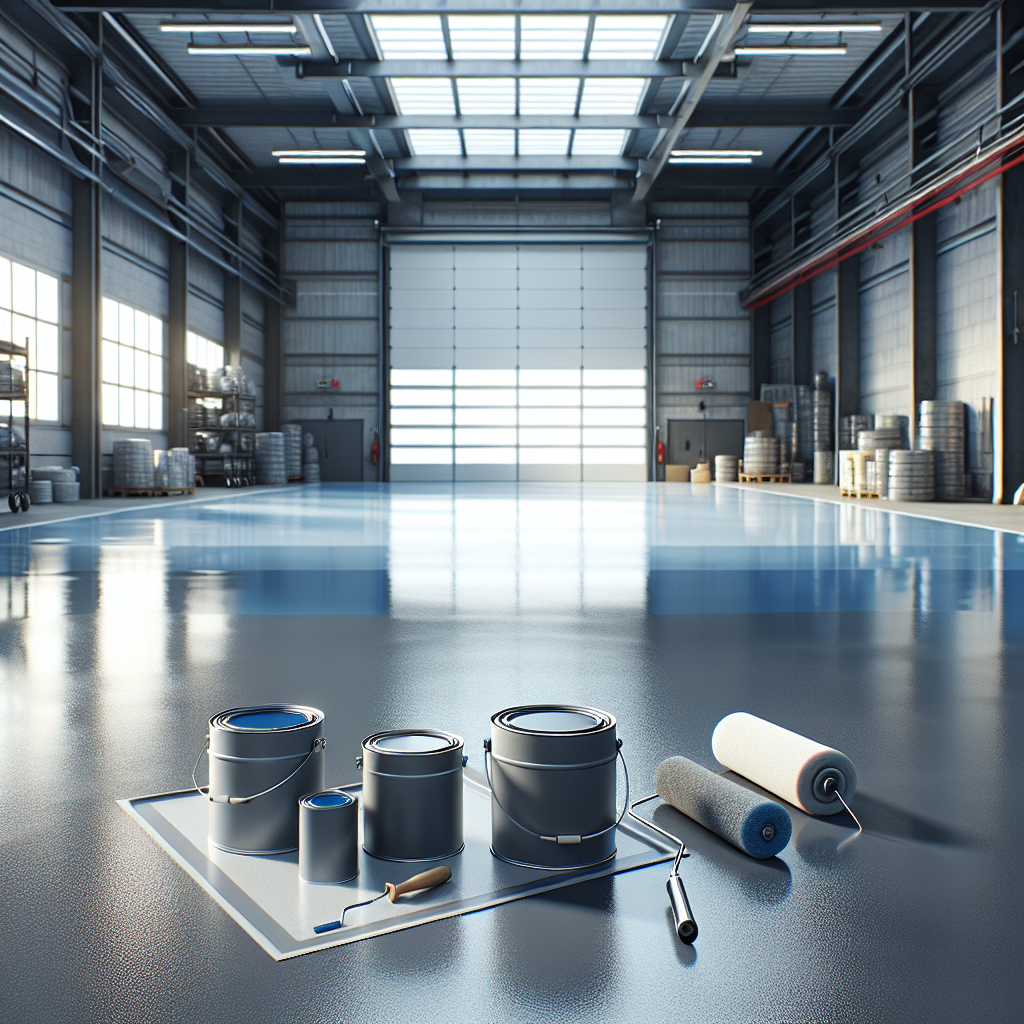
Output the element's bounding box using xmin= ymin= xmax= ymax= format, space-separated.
xmin=303 ymin=433 xmax=321 ymax=483
xmin=888 ymin=450 xmax=935 ymax=501
xmin=714 ymin=454 xmax=739 ymax=482
xmin=812 ymin=372 xmax=833 ymax=484
xmin=113 ymin=439 xmax=155 ymax=488
xmin=283 ymin=423 xmax=303 ymax=480
xmin=918 ymin=401 xmax=965 ymax=500
xmin=255 ymin=432 xmax=287 ymax=485
xmin=840 ymin=414 xmax=871 ymax=450
xmin=743 ymin=431 xmax=779 ymax=475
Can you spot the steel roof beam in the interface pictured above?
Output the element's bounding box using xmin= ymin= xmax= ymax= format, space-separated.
xmin=54 ymin=1 xmax=991 ymax=13
xmin=297 ymin=58 xmax=684 ymax=79
xmin=170 ymin=104 xmax=859 ymax=131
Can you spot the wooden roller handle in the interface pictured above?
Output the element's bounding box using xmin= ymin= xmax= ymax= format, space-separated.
xmin=386 ymin=866 xmax=452 ymax=902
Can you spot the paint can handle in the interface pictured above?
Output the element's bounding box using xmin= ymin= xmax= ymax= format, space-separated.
xmin=193 ymin=736 xmax=326 ymax=804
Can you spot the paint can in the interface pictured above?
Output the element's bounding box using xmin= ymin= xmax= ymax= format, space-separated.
xmin=299 ymin=790 xmax=359 ymax=883
xmin=205 ymin=705 xmax=325 ymax=855
xmin=358 ymin=730 xmax=466 ymax=862
xmin=485 ymin=705 xmax=623 ymax=870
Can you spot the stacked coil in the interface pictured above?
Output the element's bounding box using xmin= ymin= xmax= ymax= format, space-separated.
xmin=28 ymin=478 xmax=52 ymax=504
xmin=167 ymin=448 xmax=193 ymax=488
xmin=32 ymin=467 xmax=79 ymax=502
xmin=812 ymin=390 xmax=832 ymax=452
xmin=303 ymin=438 xmax=321 ymax=483
xmin=714 ymin=454 xmax=739 ymax=482
xmin=857 ymin=426 xmax=902 ymax=452
xmin=887 ymin=450 xmax=935 ymax=502
xmin=840 ymin=414 xmax=872 ymax=450
xmin=743 ymin=432 xmax=779 ymax=475
xmin=283 ymin=424 xmax=303 ymax=480
xmin=813 ymin=451 xmax=834 ymax=484
xmin=918 ymin=401 xmax=965 ymax=500
xmin=113 ymin=439 xmax=155 ymax=488
xmin=255 ymin=432 xmax=287 ymax=485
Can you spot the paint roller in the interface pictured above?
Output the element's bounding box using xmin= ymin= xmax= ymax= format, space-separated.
xmin=711 ymin=712 xmax=860 ymax=821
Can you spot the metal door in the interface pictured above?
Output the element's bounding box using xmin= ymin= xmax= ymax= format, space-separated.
xmin=298 ymin=419 xmax=364 ymax=482
xmin=667 ymin=419 xmax=745 ymax=467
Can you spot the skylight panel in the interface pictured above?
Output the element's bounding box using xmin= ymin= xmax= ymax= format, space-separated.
xmin=589 ymin=16 xmax=669 ymax=59
xmin=391 ymin=79 xmax=456 ymax=115
xmin=571 ymin=130 xmax=626 ymax=155
xmin=455 ymin=79 xmax=516 ymax=115
xmin=463 ymin=130 xmax=516 ymax=155
xmin=448 ymin=16 xmax=516 ymax=59
xmin=518 ymin=130 xmax=571 ymax=155
xmin=369 ymin=16 xmax=447 ymax=59
xmin=519 ymin=16 xmax=590 ymax=59
xmin=519 ymin=79 xmax=579 ymax=115
xmin=578 ymin=79 xmax=646 ymax=116
xmin=407 ymin=130 xmax=463 ymax=155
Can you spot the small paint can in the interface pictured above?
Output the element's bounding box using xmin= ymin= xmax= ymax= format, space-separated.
xmin=206 ymin=705 xmax=325 ymax=855
xmin=299 ymin=790 xmax=359 ymax=883
xmin=359 ymin=729 xmax=466 ymax=862
xmin=486 ymin=705 xmax=620 ymax=870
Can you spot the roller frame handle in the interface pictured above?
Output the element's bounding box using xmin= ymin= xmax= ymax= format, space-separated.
xmin=667 ymin=874 xmax=698 ymax=944
xmin=386 ymin=866 xmax=451 ymax=901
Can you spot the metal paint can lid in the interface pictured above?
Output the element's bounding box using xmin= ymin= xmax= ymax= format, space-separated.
xmin=490 ymin=704 xmax=617 ymax=767
xmin=361 ymin=729 xmax=465 ymax=777
xmin=301 ymin=790 xmax=356 ymax=809
xmin=209 ymin=704 xmax=325 ymax=760
xmin=221 ymin=709 xmax=312 ymax=731
xmin=499 ymin=708 xmax=606 ymax=734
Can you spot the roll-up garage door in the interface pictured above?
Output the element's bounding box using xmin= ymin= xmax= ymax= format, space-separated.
xmin=388 ymin=244 xmax=648 ymax=482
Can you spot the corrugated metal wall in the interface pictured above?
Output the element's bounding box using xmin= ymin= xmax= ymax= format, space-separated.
xmin=935 ymin=64 xmax=998 ymax=493
xmin=651 ymin=201 xmax=750 ymax=443
xmin=857 ymin=132 xmax=911 ymax=418
xmin=809 ymin=196 xmax=837 ymax=385
xmin=769 ymin=295 xmax=792 ymax=384
xmin=283 ymin=201 xmax=381 ymax=479
xmin=241 ymin=285 xmax=265 ymax=430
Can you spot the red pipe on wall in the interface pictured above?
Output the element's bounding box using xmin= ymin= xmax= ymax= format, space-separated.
xmin=743 ymin=129 xmax=1024 ymax=311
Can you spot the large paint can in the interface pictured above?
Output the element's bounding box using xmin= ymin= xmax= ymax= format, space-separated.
xmin=299 ymin=790 xmax=359 ymax=883
xmin=207 ymin=705 xmax=325 ymax=855
xmin=486 ymin=705 xmax=621 ymax=870
xmin=359 ymin=730 xmax=466 ymax=862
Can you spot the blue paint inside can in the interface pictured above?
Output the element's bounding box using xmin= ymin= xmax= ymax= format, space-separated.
xmin=227 ymin=710 xmax=309 ymax=731
xmin=306 ymin=792 xmax=353 ymax=808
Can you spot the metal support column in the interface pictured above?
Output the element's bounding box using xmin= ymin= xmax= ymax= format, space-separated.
xmin=70 ymin=47 xmax=102 ymax=498
xmin=167 ymin=151 xmax=189 ymax=449
xmin=263 ymin=217 xmax=284 ymax=431
xmin=835 ymin=152 xmax=861 ymax=425
xmin=224 ymin=198 xmax=242 ymax=369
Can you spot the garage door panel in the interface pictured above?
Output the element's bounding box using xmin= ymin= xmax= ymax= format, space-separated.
xmin=390 ymin=244 xmax=648 ymax=482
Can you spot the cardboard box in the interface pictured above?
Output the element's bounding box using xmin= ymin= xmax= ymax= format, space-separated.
xmin=747 ymin=401 xmax=773 ymax=434
xmin=665 ymin=464 xmax=691 ymax=482
xmin=691 ymin=466 xmax=711 ymax=484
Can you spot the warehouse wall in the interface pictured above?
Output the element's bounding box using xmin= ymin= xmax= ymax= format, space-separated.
xmin=282 ymin=201 xmax=382 ymax=481
xmin=652 ymin=201 xmax=750 ymax=445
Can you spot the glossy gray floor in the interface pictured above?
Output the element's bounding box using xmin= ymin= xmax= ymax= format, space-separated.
xmin=0 ymin=483 xmax=1020 ymax=1023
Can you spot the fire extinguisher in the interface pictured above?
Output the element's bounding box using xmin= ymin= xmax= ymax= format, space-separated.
xmin=656 ymin=425 xmax=665 ymax=465
xmin=371 ymin=427 xmax=379 ymax=466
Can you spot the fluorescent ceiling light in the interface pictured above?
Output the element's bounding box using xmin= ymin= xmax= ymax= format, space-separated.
xmin=448 ymin=16 xmax=515 ymax=60
xmin=463 ymin=129 xmax=515 ymax=155
xmin=455 ymin=78 xmax=516 ymax=115
xmin=669 ymin=156 xmax=752 ymax=164
xmin=369 ymin=15 xmax=447 ymax=59
xmin=734 ymin=44 xmax=848 ymax=55
xmin=571 ymin=130 xmax=626 ymax=155
xmin=520 ymin=16 xmax=589 ymax=59
xmin=518 ymin=130 xmax=572 ymax=155
xmin=187 ymin=45 xmax=312 ymax=55
xmin=589 ymin=16 xmax=669 ymax=59
xmin=746 ymin=22 xmax=882 ymax=33
xmin=519 ymin=79 xmax=579 ymax=115
xmin=273 ymin=149 xmax=365 ymax=157
xmin=161 ymin=22 xmax=297 ymax=33
xmin=407 ymin=129 xmax=463 ymax=155
xmin=579 ymin=79 xmax=646 ymax=116
xmin=391 ymin=79 xmax=456 ymax=115
xmin=277 ymin=157 xmax=365 ymax=165
xmin=671 ymin=149 xmax=762 ymax=157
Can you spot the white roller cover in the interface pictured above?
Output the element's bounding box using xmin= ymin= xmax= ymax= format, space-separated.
xmin=711 ymin=712 xmax=857 ymax=816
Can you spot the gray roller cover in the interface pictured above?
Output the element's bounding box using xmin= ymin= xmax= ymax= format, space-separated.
xmin=654 ymin=755 xmax=792 ymax=859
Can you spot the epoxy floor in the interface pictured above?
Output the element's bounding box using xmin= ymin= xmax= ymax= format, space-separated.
xmin=0 ymin=483 xmax=1021 ymax=1023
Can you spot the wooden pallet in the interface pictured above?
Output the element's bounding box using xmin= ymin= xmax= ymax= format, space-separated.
xmin=739 ymin=473 xmax=791 ymax=484
xmin=107 ymin=486 xmax=195 ymax=498
xmin=288 ymin=475 xmax=304 ymax=483
xmin=840 ymin=489 xmax=881 ymax=499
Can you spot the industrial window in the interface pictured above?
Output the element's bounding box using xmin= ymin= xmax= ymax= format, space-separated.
xmin=0 ymin=256 xmax=60 ymax=422
xmin=101 ymin=298 xmax=165 ymax=430
xmin=187 ymin=331 xmax=224 ymax=373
